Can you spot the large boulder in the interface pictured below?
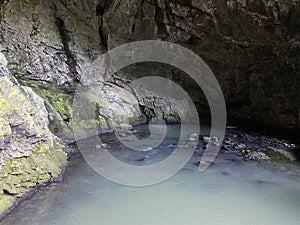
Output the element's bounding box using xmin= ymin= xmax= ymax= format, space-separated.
xmin=0 ymin=53 xmax=67 ymax=218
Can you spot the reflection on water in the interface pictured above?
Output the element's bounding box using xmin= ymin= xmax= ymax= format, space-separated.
xmin=1 ymin=125 xmax=300 ymax=225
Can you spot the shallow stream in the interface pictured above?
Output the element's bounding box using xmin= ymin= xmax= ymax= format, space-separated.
xmin=1 ymin=125 xmax=300 ymax=225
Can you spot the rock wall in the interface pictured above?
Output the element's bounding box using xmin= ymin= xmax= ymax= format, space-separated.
xmin=0 ymin=0 xmax=101 ymax=84
xmin=100 ymin=0 xmax=300 ymax=135
xmin=0 ymin=53 xmax=67 ymax=217
xmin=0 ymin=0 xmax=190 ymax=136
xmin=1 ymin=0 xmax=299 ymax=135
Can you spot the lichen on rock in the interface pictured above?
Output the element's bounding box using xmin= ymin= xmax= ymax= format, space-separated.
xmin=0 ymin=53 xmax=67 ymax=217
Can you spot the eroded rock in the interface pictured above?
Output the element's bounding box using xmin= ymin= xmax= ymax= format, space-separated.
xmin=0 ymin=54 xmax=67 ymax=217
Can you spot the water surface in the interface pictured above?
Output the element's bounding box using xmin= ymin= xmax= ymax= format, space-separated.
xmin=1 ymin=125 xmax=300 ymax=225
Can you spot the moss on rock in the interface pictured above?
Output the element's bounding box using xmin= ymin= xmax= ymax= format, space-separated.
xmin=28 ymin=82 xmax=72 ymax=123
xmin=266 ymin=147 xmax=296 ymax=162
xmin=0 ymin=54 xmax=67 ymax=216
xmin=0 ymin=195 xmax=14 ymax=214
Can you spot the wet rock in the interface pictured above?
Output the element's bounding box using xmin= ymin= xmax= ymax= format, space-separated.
xmin=221 ymin=145 xmax=231 ymax=152
xmin=239 ymin=134 xmax=256 ymax=142
xmin=195 ymin=161 xmax=215 ymax=167
xmin=188 ymin=137 xmax=197 ymax=142
xmin=95 ymin=143 xmax=111 ymax=149
xmin=235 ymin=143 xmax=247 ymax=150
xmin=168 ymin=144 xmax=177 ymax=149
xmin=115 ymin=124 xmax=138 ymax=137
xmin=245 ymin=151 xmax=270 ymax=161
xmin=203 ymin=136 xmax=210 ymax=142
xmin=0 ymin=54 xmax=67 ymax=217
xmin=292 ymin=145 xmax=300 ymax=160
xmin=189 ymin=133 xmax=198 ymax=139
xmin=135 ymin=158 xmax=145 ymax=162
xmin=177 ymin=144 xmax=190 ymax=148
xmin=117 ymin=124 xmax=134 ymax=132
xmin=266 ymin=147 xmax=296 ymax=162
xmin=226 ymin=126 xmax=236 ymax=130
xmin=203 ymin=136 xmax=220 ymax=147
xmin=187 ymin=135 xmax=198 ymax=147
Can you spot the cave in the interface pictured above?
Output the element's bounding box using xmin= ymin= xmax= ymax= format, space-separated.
xmin=0 ymin=0 xmax=300 ymax=224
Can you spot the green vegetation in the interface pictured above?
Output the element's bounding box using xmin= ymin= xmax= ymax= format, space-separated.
xmin=0 ymin=76 xmax=46 ymax=138
xmin=0 ymin=140 xmax=66 ymax=197
xmin=29 ymin=83 xmax=72 ymax=124
xmin=0 ymin=54 xmax=67 ymax=216
xmin=266 ymin=147 xmax=296 ymax=162
xmin=78 ymin=116 xmax=108 ymax=129
xmin=0 ymin=195 xmax=13 ymax=214
xmin=49 ymin=93 xmax=69 ymax=120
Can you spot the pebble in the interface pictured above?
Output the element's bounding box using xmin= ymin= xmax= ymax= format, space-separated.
xmin=226 ymin=126 xmax=236 ymax=129
xmin=188 ymin=137 xmax=197 ymax=142
xmin=168 ymin=144 xmax=177 ymax=149
xmin=221 ymin=145 xmax=231 ymax=152
xmin=235 ymin=143 xmax=246 ymax=149
xmin=177 ymin=144 xmax=189 ymax=148
xmin=95 ymin=143 xmax=111 ymax=149
xmin=189 ymin=133 xmax=198 ymax=138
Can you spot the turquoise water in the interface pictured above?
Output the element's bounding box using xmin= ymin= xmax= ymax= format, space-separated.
xmin=1 ymin=125 xmax=300 ymax=225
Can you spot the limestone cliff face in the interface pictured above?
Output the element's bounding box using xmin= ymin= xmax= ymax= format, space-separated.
xmin=0 ymin=0 xmax=101 ymax=85
xmin=0 ymin=0 xmax=187 ymax=135
xmin=0 ymin=53 xmax=67 ymax=217
xmin=0 ymin=0 xmax=299 ymax=133
xmin=100 ymin=0 xmax=300 ymax=133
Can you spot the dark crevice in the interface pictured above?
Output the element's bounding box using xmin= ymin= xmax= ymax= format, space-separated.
xmin=154 ymin=0 xmax=169 ymax=39
xmin=131 ymin=23 xmax=136 ymax=33
xmin=98 ymin=25 xmax=108 ymax=50
xmin=3 ymin=189 xmax=17 ymax=196
xmin=139 ymin=104 xmax=155 ymax=122
xmin=55 ymin=17 xmax=81 ymax=82
xmin=96 ymin=1 xmax=108 ymax=49
xmin=96 ymin=3 xmax=106 ymax=16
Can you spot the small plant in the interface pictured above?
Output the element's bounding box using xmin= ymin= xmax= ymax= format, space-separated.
xmin=30 ymin=86 xmax=70 ymax=121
